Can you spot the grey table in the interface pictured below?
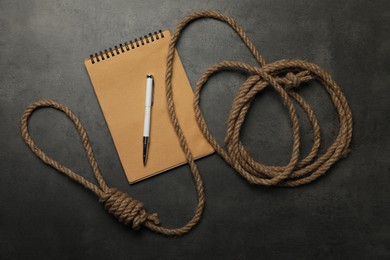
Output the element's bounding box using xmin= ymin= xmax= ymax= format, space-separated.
xmin=1 ymin=1 xmax=389 ymax=259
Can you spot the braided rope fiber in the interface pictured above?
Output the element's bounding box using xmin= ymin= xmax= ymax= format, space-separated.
xmin=20 ymin=11 xmax=352 ymax=236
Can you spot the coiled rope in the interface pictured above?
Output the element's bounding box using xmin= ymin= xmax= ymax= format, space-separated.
xmin=20 ymin=10 xmax=352 ymax=236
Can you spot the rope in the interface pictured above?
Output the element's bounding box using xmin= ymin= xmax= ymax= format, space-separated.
xmin=20 ymin=10 xmax=352 ymax=236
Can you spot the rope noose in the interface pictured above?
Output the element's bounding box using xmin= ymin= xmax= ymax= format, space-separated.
xmin=20 ymin=11 xmax=352 ymax=235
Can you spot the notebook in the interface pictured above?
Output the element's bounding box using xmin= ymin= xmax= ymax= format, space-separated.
xmin=84 ymin=30 xmax=214 ymax=183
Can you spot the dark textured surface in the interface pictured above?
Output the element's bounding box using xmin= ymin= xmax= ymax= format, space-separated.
xmin=1 ymin=0 xmax=389 ymax=259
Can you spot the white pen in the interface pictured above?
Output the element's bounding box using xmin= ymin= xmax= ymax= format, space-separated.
xmin=143 ymin=75 xmax=154 ymax=166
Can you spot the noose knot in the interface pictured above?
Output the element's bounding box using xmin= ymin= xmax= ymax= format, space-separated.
xmin=283 ymin=70 xmax=313 ymax=90
xmin=99 ymin=188 xmax=160 ymax=230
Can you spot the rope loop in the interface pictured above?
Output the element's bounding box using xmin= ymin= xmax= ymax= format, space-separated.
xmin=187 ymin=57 xmax=353 ymax=187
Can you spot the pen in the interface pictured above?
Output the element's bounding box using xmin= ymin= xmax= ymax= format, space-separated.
xmin=143 ymin=75 xmax=154 ymax=166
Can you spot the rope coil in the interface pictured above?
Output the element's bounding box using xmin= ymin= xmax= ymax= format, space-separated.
xmin=99 ymin=188 xmax=160 ymax=230
xmin=20 ymin=10 xmax=352 ymax=236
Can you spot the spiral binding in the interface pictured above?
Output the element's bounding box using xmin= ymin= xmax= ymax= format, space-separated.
xmin=89 ymin=30 xmax=165 ymax=64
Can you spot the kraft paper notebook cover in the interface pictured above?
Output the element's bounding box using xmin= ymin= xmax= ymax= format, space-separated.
xmin=85 ymin=30 xmax=214 ymax=183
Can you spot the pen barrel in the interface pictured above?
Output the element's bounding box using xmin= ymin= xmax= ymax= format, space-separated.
xmin=145 ymin=77 xmax=153 ymax=107
xmin=143 ymin=106 xmax=151 ymax=136
xmin=144 ymin=76 xmax=153 ymax=137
